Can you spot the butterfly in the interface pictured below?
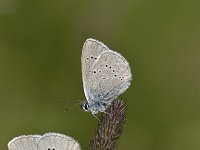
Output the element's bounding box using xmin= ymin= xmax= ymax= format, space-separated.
xmin=81 ymin=38 xmax=132 ymax=116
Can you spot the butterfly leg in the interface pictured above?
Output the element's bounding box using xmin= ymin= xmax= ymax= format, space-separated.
xmin=92 ymin=113 xmax=100 ymax=120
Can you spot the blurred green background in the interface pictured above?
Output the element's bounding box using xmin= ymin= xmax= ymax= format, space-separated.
xmin=0 ymin=0 xmax=200 ymax=149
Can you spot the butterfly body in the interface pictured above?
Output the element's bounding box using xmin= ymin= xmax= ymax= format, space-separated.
xmin=82 ymin=101 xmax=109 ymax=115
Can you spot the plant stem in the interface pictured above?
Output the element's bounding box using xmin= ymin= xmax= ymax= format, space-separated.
xmin=89 ymin=99 xmax=127 ymax=150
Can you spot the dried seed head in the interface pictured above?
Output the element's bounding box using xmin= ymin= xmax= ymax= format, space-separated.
xmin=89 ymin=98 xmax=127 ymax=150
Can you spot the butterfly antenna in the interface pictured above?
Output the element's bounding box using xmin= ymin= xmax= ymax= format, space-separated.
xmin=56 ymin=99 xmax=83 ymax=104
xmin=56 ymin=99 xmax=83 ymax=112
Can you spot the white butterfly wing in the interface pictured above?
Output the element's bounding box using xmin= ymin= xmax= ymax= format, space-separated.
xmin=8 ymin=135 xmax=40 ymax=150
xmin=37 ymin=132 xmax=81 ymax=150
xmin=89 ymin=51 xmax=132 ymax=103
xmin=81 ymin=38 xmax=109 ymax=102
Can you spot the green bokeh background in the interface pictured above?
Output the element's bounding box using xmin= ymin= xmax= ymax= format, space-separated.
xmin=1 ymin=0 xmax=200 ymax=149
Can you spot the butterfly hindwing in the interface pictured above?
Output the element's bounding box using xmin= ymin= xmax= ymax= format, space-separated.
xmin=89 ymin=51 xmax=132 ymax=103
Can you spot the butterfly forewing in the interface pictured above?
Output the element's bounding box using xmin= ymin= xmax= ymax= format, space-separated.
xmin=8 ymin=135 xmax=40 ymax=150
xmin=81 ymin=38 xmax=109 ymax=101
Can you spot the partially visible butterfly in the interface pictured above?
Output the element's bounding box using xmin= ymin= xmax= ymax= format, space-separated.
xmin=8 ymin=132 xmax=81 ymax=150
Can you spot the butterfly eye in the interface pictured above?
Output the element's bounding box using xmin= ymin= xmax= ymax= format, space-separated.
xmin=84 ymin=104 xmax=88 ymax=110
xmin=81 ymin=103 xmax=89 ymax=111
